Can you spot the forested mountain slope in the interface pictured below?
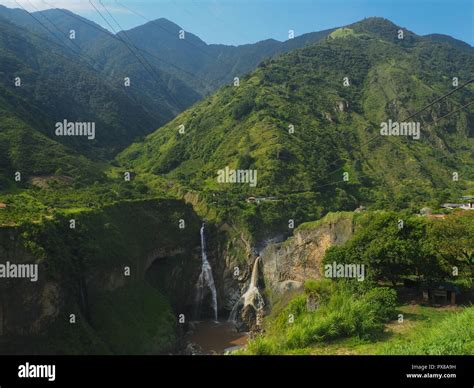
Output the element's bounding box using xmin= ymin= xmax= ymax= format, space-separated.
xmin=0 ymin=5 xmax=335 ymax=139
xmin=0 ymin=14 xmax=156 ymax=159
xmin=119 ymin=18 xmax=474 ymax=214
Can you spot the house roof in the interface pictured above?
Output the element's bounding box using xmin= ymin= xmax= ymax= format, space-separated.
xmin=423 ymin=282 xmax=460 ymax=293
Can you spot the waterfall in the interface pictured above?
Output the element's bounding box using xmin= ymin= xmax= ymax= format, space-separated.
xmin=249 ymin=256 xmax=261 ymax=288
xmin=229 ymin=256 xmax=264 ymax=322
xmin=195 ymin=224 xmax=218 ymax=321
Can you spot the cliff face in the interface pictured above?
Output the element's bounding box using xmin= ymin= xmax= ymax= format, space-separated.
xmin=260 ymin=213 xmax=355 ymax=294
xmin=0 ymin=199 xmax=204 ymax=354
xmin=0 ymin=228 xmax=61 ymax=338
xmin=218 ymin=224 xmax=254 ymax=312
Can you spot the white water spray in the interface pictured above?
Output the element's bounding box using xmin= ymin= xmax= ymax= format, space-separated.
xmin=229 ymin=256 xmax=264 ymax=322
xmin=195 ymin=224 xmax=218 ymax=321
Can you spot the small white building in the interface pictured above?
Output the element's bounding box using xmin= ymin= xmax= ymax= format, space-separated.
xmin=441 ymin=203 xmax=462 ymax=209
xmin=460 ymin=201 xmax=474 ymax=210
xmin=441 ymin=199 xmax=474 ymax=210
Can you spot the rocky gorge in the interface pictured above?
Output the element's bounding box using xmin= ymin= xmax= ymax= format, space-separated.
xmin=0 ymin=194 xmax=361 ymax=354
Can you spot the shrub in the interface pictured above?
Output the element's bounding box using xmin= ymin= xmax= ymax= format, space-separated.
xmin=304 ymin=278 xmax=334 ymax=301
xmin=362 ymin=287 xmax=397 ymax=322
xmin=232 ymin=99 xmax=254 ymax=119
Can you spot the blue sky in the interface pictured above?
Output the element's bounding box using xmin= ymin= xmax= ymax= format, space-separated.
xmin=3 ymin=0 xmax=473 ymax=45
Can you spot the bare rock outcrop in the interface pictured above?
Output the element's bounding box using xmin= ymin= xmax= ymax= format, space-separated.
xmin=260 ymin=213 xmax=355 ymax=294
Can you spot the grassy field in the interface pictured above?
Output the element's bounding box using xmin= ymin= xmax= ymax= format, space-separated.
xmin=290 ymin=304 xmax=470 ymax=355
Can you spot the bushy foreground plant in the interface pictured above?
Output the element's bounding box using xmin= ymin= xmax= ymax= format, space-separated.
xmin=246 ymin=280 xmax=397 ymax=354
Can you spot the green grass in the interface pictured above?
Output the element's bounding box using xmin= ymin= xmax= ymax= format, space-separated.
xmin=382 ymin=305 xmax=474 ymax=355
xmin=329 ymin=28 xmax=358 ymax=39
xmin=240 ymin=271 xmax=473 ymax=355
xmin=296 ymin=211 xmax=355 ymax=231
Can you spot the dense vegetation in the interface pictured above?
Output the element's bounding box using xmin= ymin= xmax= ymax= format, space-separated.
xmin=247 ymin=304 xmax=473 ymax=355
xmin=0 ymin=15 xmax=157 ymax=157
xmin=0 ymin=5 xmax=332 ymax=157
xmin=0 ymin=169 xmax=175 ymax=225
xmin=18 ymin=199 xmax=200 ymax=284
xmin=0 ymin=115 xmax=102 ymax=191
xmin=18 ymin=280 xmax=176 ymax=355
xmin=324 ymin=210 xmax=474 ymax=287
xmin=0 ymin=5 xmax=339 ymax=211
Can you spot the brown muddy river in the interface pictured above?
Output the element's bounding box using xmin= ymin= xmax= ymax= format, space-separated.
xmin=189 ymin=321 xmax=249 ymax=354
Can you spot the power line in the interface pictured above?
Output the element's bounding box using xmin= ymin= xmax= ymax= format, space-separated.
xmin=425 ymin=100 xmax=473 ymax=127
xmin=25 ymin=0 xmax=79 ymax=55
xmin=207 ymin=95 xmax=473 ymax=199
xmin=15 ymin=0 xmax=208 ymax=117
xmin=13 ymin=1 xmax=134 ymax=86
xmin=97 ymin=0 xmax=185 ymax=112
xmin=4 ymin=11 xmax=84 ymax=66
xmin=13 ymin=1 xmax=134 ymax=90
xmin=382 ymin=101 xmax=474 ymax=168
xmin=24 ymin=0 xmax=107 ymax=71
xmin=387 ymin=102 xmax=474 ymax=153
xmin=41 ymin=0 xmax=223 ymax=92
xmin=115 ymin=1 xmax=229 ymax=67
xmin=88 ymin=0 xmax=184 ymax=113
xmin=114 ymin=0 xmax=244 ymax=88
xmin=14 ymin=0 xmax=71 ymax=50
xmin=9 ymin=1 xmax=474 ymax=192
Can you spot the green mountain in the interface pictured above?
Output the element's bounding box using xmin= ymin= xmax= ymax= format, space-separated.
xmin=0 ymin=6 xmax=203 ymax=151
xmin=0 ymin=5 xmax=335 ymax=135
xmin=0 ymin=115 xmax=101 ymax=191
xmin=1 ymin=9 xmax=473 ymax=228
xmin=0 ymin=13 xmax=158 ymax=159
xmin=119 ymin=18 xmax=474 ymax=217
xmin=0 ymin=17 xmax=104 ymax=187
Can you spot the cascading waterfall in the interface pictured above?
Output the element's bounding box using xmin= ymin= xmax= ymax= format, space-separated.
xmin=229 ymin=256 xmax=264 ymax=322
xmin=195 ymin=224 xmax=218 ymax=321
